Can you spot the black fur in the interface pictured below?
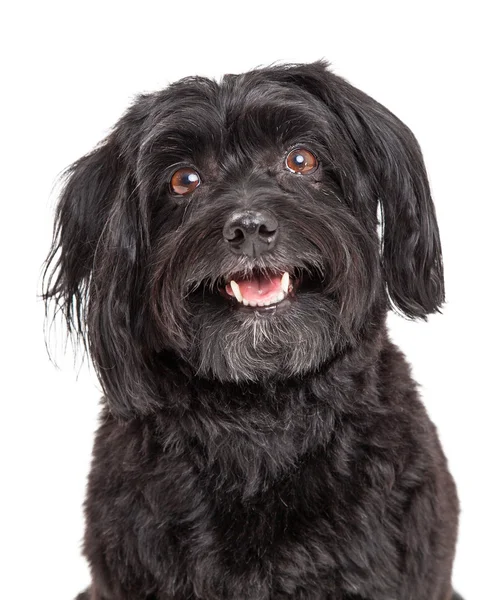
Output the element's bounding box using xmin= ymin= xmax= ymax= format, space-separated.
xmin=44 ymin=61 xmax=461 ymax=599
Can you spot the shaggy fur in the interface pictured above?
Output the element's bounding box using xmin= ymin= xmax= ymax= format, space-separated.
xmin=44 ymin=61 xmax=462 ymax=599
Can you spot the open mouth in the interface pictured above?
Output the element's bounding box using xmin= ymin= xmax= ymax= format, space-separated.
xmin=223 ymin=270 xmax=295 ymax=310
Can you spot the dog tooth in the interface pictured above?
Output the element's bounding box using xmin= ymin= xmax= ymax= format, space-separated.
xmin=243 ymin=299 xmax=249 ymax=306
xmin=230 ymin=280 xmax=243 ymax=303
xmin=276 ymin=292 xmax=285 ymax=303
xmin=249 ymin=300 xmax=258 ymax=307
xmin=257 ymin=301 xmax=265 ymax=307
xmin=264 ymin=299 xmax=271 ymax=306
xmin=281 ymin=272 xmax=290 ymax=294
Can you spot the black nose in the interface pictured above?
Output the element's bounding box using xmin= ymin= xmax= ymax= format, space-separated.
xmin=223 ymin=210 xmax=279 ymax=257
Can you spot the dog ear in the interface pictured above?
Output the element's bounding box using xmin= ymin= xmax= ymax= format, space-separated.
xmin=43 ymin=137 xmax=124 ymax=338
xmin=43 ymin=113 xmax=156 ymax=417
xmin=271 ymin=61 xmax=445 ymax=319
xmin=334 ymin=76 xmax=445 ymax=320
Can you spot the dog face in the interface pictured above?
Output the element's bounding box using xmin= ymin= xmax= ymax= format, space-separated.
xmin=44 ymin=61 xmax=444 ymax=415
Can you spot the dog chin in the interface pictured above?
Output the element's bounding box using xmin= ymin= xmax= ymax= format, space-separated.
xmin=156 ymin=261 xmax=373 ymax=382
xmin=187 ymin=284 xmax=349 ymax=382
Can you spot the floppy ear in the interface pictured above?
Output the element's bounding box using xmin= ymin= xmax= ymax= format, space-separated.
xmin=43 ymin=124 xmax=156 ymax=416
xmin=43 ymin=138 xmax=125 ymax=335
xmin=333 ymin=75 xmax=445 ymax=320
xmin=271 ymin=61 xmax=445 ymax=319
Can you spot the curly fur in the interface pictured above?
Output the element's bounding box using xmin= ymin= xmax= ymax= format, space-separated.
xmin=44 ymin=61 xmax=462 ymax=599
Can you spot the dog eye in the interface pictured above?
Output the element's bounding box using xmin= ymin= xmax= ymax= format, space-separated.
xmin=285 ymin=148 xmax=318 ymax=174
xmin=170 ymin=168 xmax=201 ymax=196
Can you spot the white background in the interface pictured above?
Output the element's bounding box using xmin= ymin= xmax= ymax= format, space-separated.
xmin=1 ymin=1 xmax=478 ymax=599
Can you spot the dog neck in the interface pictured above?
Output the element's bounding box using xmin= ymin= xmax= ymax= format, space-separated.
xmin=120 ymin=317 xmax=393 ymax=498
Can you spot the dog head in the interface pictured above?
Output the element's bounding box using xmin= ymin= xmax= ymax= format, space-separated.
xmin=43 ymin=61 xmax=444 ymax=416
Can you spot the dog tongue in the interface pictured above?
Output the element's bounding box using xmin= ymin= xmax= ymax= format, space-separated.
xmin=226 ymin=274 xmax=283 ymax=302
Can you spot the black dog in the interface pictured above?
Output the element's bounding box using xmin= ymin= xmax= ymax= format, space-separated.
xmin=44 ymin=61 xmax=462 ymax=600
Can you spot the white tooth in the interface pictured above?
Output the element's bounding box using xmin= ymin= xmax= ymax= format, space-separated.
xmin=249 ymin=300 xmax=258 ymax=307
xmin=257 ymin=301 xmax=265 ymax=307
xmin=276 ymin=292 xmax=285 ymax=303
xmin=281 ymin=272 xmax=290 ymax=294
xmin=243 ymin=299 xmax=249 ymax=306
xmin=230 ymin=280 xmax=243 ymax=303
xmin=264 ymin=300 xmax=271 ymax=306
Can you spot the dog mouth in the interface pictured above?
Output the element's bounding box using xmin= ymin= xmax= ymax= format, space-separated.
xmin=186 ymin=266 xmax=325 ymax=313
xmin=222 ymin=270 xmax=295 ymax=310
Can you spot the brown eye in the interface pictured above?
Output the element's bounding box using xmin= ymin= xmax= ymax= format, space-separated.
xmin=170 ymin=168 xmax=201 ymax=195
xmin=285 ymin=148 xmax=318 ymax=174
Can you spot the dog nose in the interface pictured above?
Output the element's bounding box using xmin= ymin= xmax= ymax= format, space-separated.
xmin=223 ymin=210 xmax=279 ymax=257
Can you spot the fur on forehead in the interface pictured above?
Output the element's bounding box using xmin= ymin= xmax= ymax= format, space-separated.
xmin=132 ymin=66 xmax=359 ymax=206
